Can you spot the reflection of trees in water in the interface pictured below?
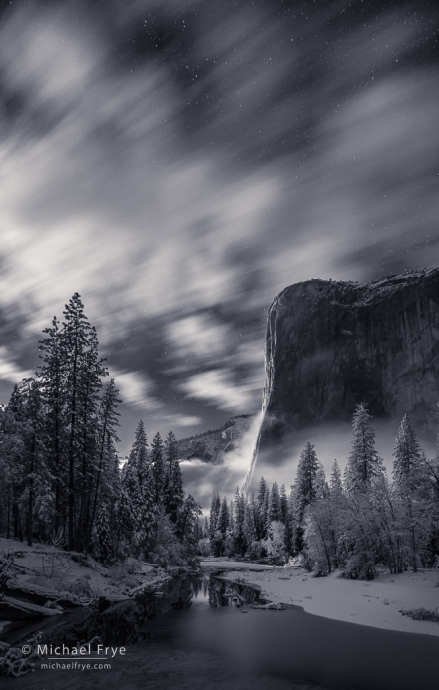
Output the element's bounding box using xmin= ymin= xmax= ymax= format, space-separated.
xmin=167 ymin=575 xmax=194 ymax=610
xmin=37 ymin=576 xmax=197 ymax=647
xmin=35 ymin=575 xmax=262 ymax=647
xmin=208 ymin=576 xmax=261 ymax=608
xmin=191 ymin=575 xmax=203 ymax=598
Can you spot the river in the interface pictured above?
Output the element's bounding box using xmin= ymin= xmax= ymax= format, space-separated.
xmin=2 ymin=572 xmax=438 ymax=690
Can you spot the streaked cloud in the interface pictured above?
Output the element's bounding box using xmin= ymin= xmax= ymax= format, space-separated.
xmin=0 ymin=347 xmax=34 ymax=385
xmin=110 ymin=368 xmax=161 ymax=411
xmin=180 ymin=369 xmax=263 ymax=414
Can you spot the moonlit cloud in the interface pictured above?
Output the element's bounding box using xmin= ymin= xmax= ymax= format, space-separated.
xmin=169 ymin=414 xmax=203 ymax=428
xmin=110 ymin=368 xmax=160 ymax=411
xmin=180 ymin=369 xmax=263 ymax=414
xmin=0 ymin=347 xmax=34 ymax=385
xmin=166 ymin=315 xmax=231 ymax=362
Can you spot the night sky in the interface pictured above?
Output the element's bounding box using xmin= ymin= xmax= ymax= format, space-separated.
xmin=0 ymin=0 xmax=438 ymax=460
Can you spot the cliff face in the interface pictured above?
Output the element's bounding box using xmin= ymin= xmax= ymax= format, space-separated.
xmin=258 ymin=269 xmax=439 ymax=449
xmin=176 ymin=414 xmax=255 ymax=463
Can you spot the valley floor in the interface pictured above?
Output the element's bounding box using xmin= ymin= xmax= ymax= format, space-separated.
xmin=223 ymin=565 xmax=439 ymax=637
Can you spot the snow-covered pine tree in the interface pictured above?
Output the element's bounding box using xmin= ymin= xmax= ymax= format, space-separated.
xmin=329 ymin=459 xmax=343 ymax=500
xmin=0 ymin=385 xmax=26 ymax=541
xmin=217 ymin=496 xmax=230 ymax=535
xmin=232 ymin=488 xmax=246 ymax=556
xmin=62 ymin=293 xmax=107 ymax=551
xmin=344 ymin=403 xmax=383 ymax=494
xmin=296 ymin=442 xmax=320 ymax=508
xmin=392 ymin=414 xmax=421 ymax=488
xmin=209 ymin=490 xmax=220 ymax=538
xmin=163 ymin=431 xmax=184 ymax=523
xmin=279 ymin=484 xmax=288 ymax=523
xmin=115 ymin=484 xmax=136 ymax=553
xmin=150 ymin=432 xmax=165 ymax=504
xmin=88 ymin=379 xmax=122 ymax=549
xmin=21 ymin=378 xmax=47 ymax=546
xmin=123 ymin=420 xmax=157 ymax=556
xmin=315 ymin=465 xmax=329 ymax=500
xmin=243 ymin=493 xmax=257 ymax=550
xmin=280 ymin=484 xmax=291 ymax=555
xmin=257 ymin=477 xmax=269 ymax=539
xmin=392 ymin=415 xmax=430 ymax=572
xmin=266 ymin=481 xmax=281 ymax=529
xmin=294 ymin=441 xmax=320 ymax=552
xmin=75 ymin=325 xmax=107 ymax=552
xmin=176 ymin=494 xmax=202 ymax=545
xmin=38 ymin=316 xmax=67 ymax=534
xmin=287 ymin=486 xmax=297 ymax=555
xmin=91 ymin=499 xmax=113 ymax=563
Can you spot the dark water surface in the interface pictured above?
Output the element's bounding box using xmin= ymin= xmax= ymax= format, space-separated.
xmin=3 ymin=573 xmax=439 ymax=690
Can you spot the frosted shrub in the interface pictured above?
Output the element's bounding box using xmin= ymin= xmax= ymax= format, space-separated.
xmin=266 ymin=521 xmax=287 ymax=564
xmin=197 ymin=538 xmax=211 ymax=557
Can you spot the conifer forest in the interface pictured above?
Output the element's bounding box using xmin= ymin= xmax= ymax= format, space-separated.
xmin=0 ymin=294 xmax=201 ymax=565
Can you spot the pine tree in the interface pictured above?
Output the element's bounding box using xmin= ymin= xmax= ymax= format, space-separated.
xmin=329 ymin=460 xmax=343 ymax=499
xmin=21 ymin=379 xmax=46 ymax=546
xmin=62 ymin=293 xmax=106 ymax=550
xmin=38 ymin=316 xmax=66 ymax=534
xmin=296 ymin=442 xmax=320 ymax=508
xmin=150 ymin=432 xmax=165 ymax=504
xmin=392 ymin=415 xmax=427 ymax=572
xmin=75 ymin=326 xmax=108 ymax=551
xmin=315 ymin=465 xmax=329 ymax=499
xmin=209 ymin=489 xmax=221 ymax=550
xmin=123 ymin=421 xmax=156 ymax=555
xmin=88 ymin=379 xmax=121 ymax=549
xmin=280 ymin=484 xmax=291 ymax=555
xmin=294 ymin=442 xmax=320 ymax=552
xmin=243 ymin=493 xmax=258 ymax=549
xmin=266 ymin=482 xmax=281 ymax=529
xmin=233 ymin=488 xmax=246 ymax=556
xmin=176 ymin=494 xmax=202 ymax=544
xmin=92 ymin=499 xmax=113 ymax=563
xmin=257 ymin=477 xmax=269 ymax=539
xmin=217 ymin=496 xmax=230 ymax=535
xmin=0 ymin=386 xmax=26 ymax=541
xmin=345 ymin=403 xmax=383 ymax=494
xmin=279 ymin=484 xmax=288 ymax=523
xmin=393 ymin=415 xmax=421 ymax=488
xmin=163 ymin=431 xmax=184 ymax=523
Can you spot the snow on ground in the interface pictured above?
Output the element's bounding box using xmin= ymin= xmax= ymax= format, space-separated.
xmin=224 ymin=566 xmax=439 ymax=637
xmin=0 ymin=537 xmax=157 ymax=599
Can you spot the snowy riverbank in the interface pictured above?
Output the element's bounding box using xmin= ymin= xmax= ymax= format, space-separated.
xmin=224 ymin=566 xmax=439 ymax=636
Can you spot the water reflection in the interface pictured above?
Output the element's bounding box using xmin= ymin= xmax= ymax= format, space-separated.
xmin=207 ymin=575 xmax=263 ymax=608
xmin=14 ymin=573 xmax=260 ymax=648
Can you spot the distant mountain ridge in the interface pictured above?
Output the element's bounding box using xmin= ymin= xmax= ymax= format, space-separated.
xmin=176 ymin=414 xmax=255 ymax=463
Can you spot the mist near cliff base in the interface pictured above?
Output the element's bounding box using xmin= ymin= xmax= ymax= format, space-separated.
xmin=252 ymin=419 xmax=435 ymax=492
xmin=179 ymin=413 xmax=262 ymax=511
xmin=181 ymin=415 xmax=437 ymax=511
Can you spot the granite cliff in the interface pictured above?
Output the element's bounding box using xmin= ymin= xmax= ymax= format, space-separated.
xmin=247 ymin=269 xmax=439 ymax=478
xmin=176 ymin=414 xmax=255 ymax=464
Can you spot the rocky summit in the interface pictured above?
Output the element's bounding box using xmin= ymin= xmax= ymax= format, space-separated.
xmin=257 ymin=268 xmax=439 ymax=449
